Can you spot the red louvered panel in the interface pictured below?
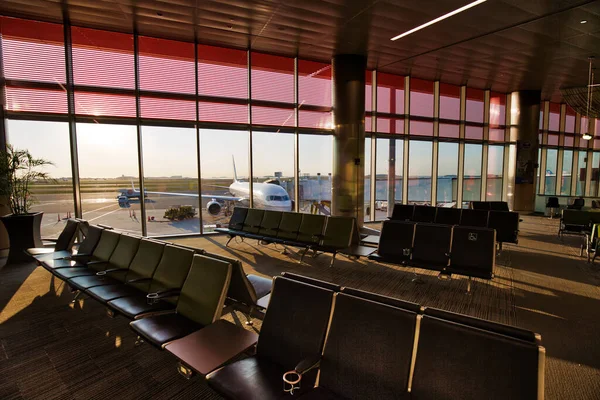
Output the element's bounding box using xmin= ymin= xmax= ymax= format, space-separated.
xmin=564 ymin=136 xmax=574 ymax=147
xmin=465 ymin=125 xmax=483 ymax=140
xmin=565 ymin=105 xmax=576 ymax=133
xmin=409 ymin=120 xmax=433 ymax=136
xmin=298 ymin=60 xmax=331 ymax=107
xmin=198 ymin=45 xmax=247 ymax=99
xmin=439 ymin=123 xmax=460 ymax=138
xmin=5 ymin=86 xmax=67 ymax=114
xmin=252 ymin=106 xmax=295 ymax=127
xmin=377 ymin=72 xmax=405 ymax=114
xmin=410 ymin=78 xmax=434 ymax=117
xmin=490 ymin=92 xmax=506 ymax=127
xmin=466 ymin=88 xmax=484 ymax=123
xmin=440 ymin=83 xmax=460 ymax=120
xmin=140 ymin=97 xmax=195 ymax=121
xmin=489 ymin=128 xmax=505 ymax=141
xmin=548 ymin=134 xmax=559 ymax=146
xmin=74 ymin=91 xmax=136 ymax=117
xmin=365 ymin=71 xmax=372 ymax=112
xmin=251 ymin=53 xmax=294 ymax=103
xmin=0 ymin=17 xmax=66 ymax=83
xmin=71 ymin=27 xmax=134 ymax=89
xmin=198 ymin=102 xmax=248 ymax=124
xmin=366 ymin=115 xmax=372 ymax=132
xmin=548 ymin=102 xmax=560 ymax=132
xmin=138 ymin=37 xmax=195 ymax=94
xmin=376 ymin=117 xmax=404 ymax=134
xmin=298 ymin=110 xmax=333 ymax=130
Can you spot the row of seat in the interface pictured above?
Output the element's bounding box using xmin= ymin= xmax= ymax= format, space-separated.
xmin=470 ymin=200 xmax=510 ymax=211
xmin=207 ymin=274 xmax=545 ymax=400
xmin=215 ymin=207 xmax=359 ymax=266
xmin=559 ymin=209 xmax=600 ymax=237
xmin=370 ymin=220 xmax=496 ymax=290
xmin=28 ymin=220 xmax=273 ymax=346
xmin=391 ymin=203 xmax=520 ymax=244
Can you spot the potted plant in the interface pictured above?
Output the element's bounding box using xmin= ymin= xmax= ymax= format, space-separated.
xmin=0 ymin=145 xmax=54 ymax=264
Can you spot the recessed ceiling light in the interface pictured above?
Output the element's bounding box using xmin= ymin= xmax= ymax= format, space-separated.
xmin=391 ymin=0 xmax=487 ymax=41
xmin=581 ymin=20 xmax=587 ymax=24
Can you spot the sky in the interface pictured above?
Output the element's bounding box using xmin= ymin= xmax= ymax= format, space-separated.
xmin=7 ymin=119 xmax=491 ymax=181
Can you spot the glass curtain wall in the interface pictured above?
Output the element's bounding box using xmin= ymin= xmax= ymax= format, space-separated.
xmin=576 ymin=151 xmax=587 ymax=196
xmin=376 ymin=138 xmax=403 ymax=218
xmin=545 ymin=149 xmax=558 ymax=195
xmin=437 ymin=142 xmax=458 ymax=206
xmin=463 ymin=144 xmax=483 ymax=207
xmin=561 ymin=150 xmax=573 ymax=196
xmin=408 ymin=141 xmax=432 ymax=205
xmin=299 ymin=135 xmax=333 ymax=214
xmin=487 ymin=145 xmax=504 ymax=201
xmin=365 ymin=138 xmax=372 ymax=221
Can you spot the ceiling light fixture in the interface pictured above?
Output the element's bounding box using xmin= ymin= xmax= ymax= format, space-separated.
xmin=391 ymin=0 xmax=487 ymax=41
xmin=580 ymin=20 xmax=588 ymax=24
xmin=583 ymin=56 xmax=594 ymax=140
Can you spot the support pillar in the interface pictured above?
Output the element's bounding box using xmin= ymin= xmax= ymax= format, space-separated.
xmin=332 ymin=54 xmax=366 ymax=226
xmin=510 ymin=90 xmax=541 ymax=212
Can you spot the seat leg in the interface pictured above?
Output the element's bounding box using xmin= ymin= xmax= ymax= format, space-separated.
xmin=299 ymin=248 xmax=309 ymax=264
xmin=412 ymin=268 xmax=424 ymax=284
xmin=225 ymin=236 xmax=234 ymax=247
xmin=329 ymin=252 xmax=336 ymax=267
xmin=71 ymin=290 xmax=82 ymax=303
xmin=135 ymin=336 xmax=144 ymax=346
xmin=106 ymin=308 xmax=115 ymax=318
xmin=281 ymin=245 xmax=290 ymax=255
xmin=466 ymin=276 xmax=472 ymax=295
xmin=245 ymin=306 xmax=254 ymax=326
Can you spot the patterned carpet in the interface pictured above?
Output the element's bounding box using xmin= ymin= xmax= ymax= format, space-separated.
xmin=0 ymin=214 xmax=598 ymax=399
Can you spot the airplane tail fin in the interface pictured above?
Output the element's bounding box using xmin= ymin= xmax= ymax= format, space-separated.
xmin=232 ymin=155 xmax=238 ymax=182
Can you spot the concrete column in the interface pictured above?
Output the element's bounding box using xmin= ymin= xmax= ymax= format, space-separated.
xmin=332 ymin=54 xmax=366 ymax=225
xmin=510 ymin=90 xmax=542 ymax=211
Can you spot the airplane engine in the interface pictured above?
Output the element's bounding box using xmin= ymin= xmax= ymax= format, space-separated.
xmin=207 ymin=200 xmax=222 ymax=216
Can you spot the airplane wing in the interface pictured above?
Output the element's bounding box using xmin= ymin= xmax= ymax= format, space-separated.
xmin=145 ymin=191 xmax=244 ymax=202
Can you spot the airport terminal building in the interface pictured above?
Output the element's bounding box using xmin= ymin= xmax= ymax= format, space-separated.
xmin=0 ymin=1 xmax=599 ymax=399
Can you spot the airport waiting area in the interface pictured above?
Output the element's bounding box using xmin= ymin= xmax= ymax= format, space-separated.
xmin=1 ymin=1 xmax=600 ymax=399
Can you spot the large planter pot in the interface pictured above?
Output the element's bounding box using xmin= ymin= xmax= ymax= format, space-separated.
xmin=0 ymin=212 xmax=43 ymax=264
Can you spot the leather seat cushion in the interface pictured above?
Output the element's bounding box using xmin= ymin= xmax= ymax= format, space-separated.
xmin=208 ymin=356 xmax=317 ymax=400
xmin=108 ymin=296 xmax=176 ymax=320
xmin=247 ymin=274 xmax=272 ymax=299
xmin=69 ymin=275 xmax=121 ymax=291
xmin=33 ymin=250 xmax=73 ymax=262
xmin=87 ymin=284 xmax=144 ymax=304
xmin=129 ymin=313 xmax=202 ymax=348
xmin=297 ymin=387 xmax=340 ymax=400
xmin=53 ymin=267 xmax=97 ymax=280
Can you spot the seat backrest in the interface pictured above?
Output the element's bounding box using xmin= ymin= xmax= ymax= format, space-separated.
xmin=341 ymin=287 xmax=421 ymax=312
xmin=377 ymin=221 xmax=415 ymax=262
xmin=546 ymin=196 xmax=559 ymax=207
xmin=434 ymin=207 xmax=462 ymax=225
xmin=296 ymin=214 xmax=327 ymax=244
xmin=176 ymin=254 xmax=232 ymax=326
xmin=91 ymin=230 xmax=121 ymax=261
xmin=77 ymin=225 xmax=104 ymax=255
xmin=561 ymin=209 xmax=590 ymax=226
xmin=589 ymin=211 xmax=600 ymax=225
xmin=490 ymin=201 xmax=510 ymax=211
xmin=276 ymin=212 xmax=303 ymax=240
xmin=125 ymin=239 xmax=165 ymax=290
xmin=54 ymin=219 xmax=79 ymax=251
xmin=488 ymin=211 xmax=519 ymax=243
xmin=391 ymin=204 xmax=415 ymax=221
xmin=423 ymin=307 xmax=538 ymax=343
xmin=412 ymin=205 xmax=437 ymax=223
xmin=319 ymin=293 xmax=417 ymax=399
xmin=471 ymin=201 xmax=490 ymax=210
xmin=242 ymin=209 xmax=264 ymax=234
xmin=411 ymin=315 xmax=542 ymax=400
xmin=459 ymin=208 xmax=489 ymax=227
xmin=258 ymin=210 xmax=283 ymax=238
xmin=281 ymin=272 xmax=341 ymax=292
xmin=448 ymin=226 xmax=495 ymax=279
xmin=228 ymin=207 xmax=248 ymax=230
xmin=256 ymin=277 xmax=334 ymax=370
xmin=411 ymin=223 xmax=452 ymax=268
xmin=205 ymin=251 xmax=258 ymax=306
xmin=573 ymin=198 xmax=585 ymax=209
xmin=103 ymin=234 xmax=141 ymax=271
xmin=149 ymin=245 xmax=195 ymax=303
xmin=320 ymin=216 xmax=354 ymax=249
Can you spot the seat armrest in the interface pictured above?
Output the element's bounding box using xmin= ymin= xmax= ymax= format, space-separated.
xmin=96 ymin=267 xmax=128 ymax=276
xmin=146 ymin=289 xmax=181 ymax=304
xmin=87 ymin=260 xmax=107 ymax=266
xmin=295 ymin=355 xmax=321 ymax=375
xmin=126 ymin=277 xmax=152 ymax=284
xmin=282 ymin=355 xmax=321 ymax=395
xmin=69 ymin=253 xmax=92 ymax=260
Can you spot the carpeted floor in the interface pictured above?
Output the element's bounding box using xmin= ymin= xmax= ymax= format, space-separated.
xmin=0 ymin=214 xmax=599 ymax=399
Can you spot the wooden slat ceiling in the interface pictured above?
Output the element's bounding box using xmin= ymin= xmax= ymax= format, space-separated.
xmin=2 ymin=0 xmax=600 ymax=101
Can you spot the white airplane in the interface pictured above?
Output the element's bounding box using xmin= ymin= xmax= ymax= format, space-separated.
xmin=117 ymin=157 xmax=293 ymax=215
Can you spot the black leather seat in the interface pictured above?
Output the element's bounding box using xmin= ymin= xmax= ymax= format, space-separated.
xmin=568 ymin=197 xmax=584 ymax=210
xmin=410 ymin=223 xmax=451 ymax=271
xmin=107 ymin=245 xmax=195 ymax=319
xmin=281 ymin=272 xmax=341 ymax=292
xmin=130 ymin=254 xmax=232 ymax=348
xmin=434 ymin=207 xmax=462 ymax=225
xmin=246 ymin=274 xmax=272 ymax=299
xmin=390 ymin=204 xmax=414 ymax=221
xmin=459 ymin=208 xmax=489 ymax=227
xmin=488 ymin=210 xmax=519 ymax=244
xmin=340 ymin=287 xmax=421 ymax=312
xmin=471 ymin=201 xmax=490 ymax=210
xmin=369 ymin=221 xmax=415 ymax=265
xmin=208 ymin=277 xmax=335 ymax=400
xmin=412 ymin=205 xmax=436 ymax=223
xmin=214 ymin=207 xmax=249 ymax=241
xmin=27 ymin=218 xmax=79 ymax=259
xmin=447 ymin=226 xmax=495 ymax=280
xmin=39 ymin=224 xmax=105 ymax=268
xmin=490 ymin=201 xmax=510 ymax=211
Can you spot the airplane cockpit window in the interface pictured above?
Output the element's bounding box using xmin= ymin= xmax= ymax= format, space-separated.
xmin=267 ymin=195 xmax=290 ymax=201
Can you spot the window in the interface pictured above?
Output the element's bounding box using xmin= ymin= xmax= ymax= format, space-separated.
xmin=565 ymin=106 xmax=576 ymax=133
xmin=576 ymin=151 xmax=587 ymax=196
xmin=142 ymin=126 xmax=199 ymax=236
xmin=409 ymin=120 xmax=433 ymax=136
xmin=463 ymin=144 xmax=482 ymax=207
xmin=410 ymin=78 xmax=434 ymax=118
xmin=439 ymin=123 xmax=459 ymax=138
xmin=376 ymin=138 xmax=403 ymax=219
xmin=547 ymin=134 xmax=559 ymax=146
xmin=408 ymin=141 xmax=432 ymax=205
xmin=365 ymin=138 xmax=372 ymax=221
xmin=138 ymin=37 xmax=195 ymax=94
xmin=487 ymin=145 xmax=504 ymax=201
xmin=466 ymin=88 xmax=484 ymax=123
xmin=590 ymin=152 xmax=600 ymax=197
xmin=299 ymin=135 xmax=332 ymax=214
xmin=548 ymin=103 xmax=560 ymax=132
xmin=251 ymin=53 xmax=293 ymax=103
xmin=437 ymin=142 xmax=458 ymax=206
xmin=252 ymin=132 xmax=295 ymax=210
xmin=465 ymin=125 xmax=483 ymax=140
xmin=490 ymin=92 xmax=506 ymax=127
xmin=439 ymin=83 xmax=460 ymax=120
xmin=77 ymin=123 xmax=141 ymax=233
xmin=200 ymin=129 xmax=249 ymax=232
xmin=298 ymin=60 xmax=331 ymax=107
xmin=545 ymin=149 xmax=558 ymax=195
xmin=561 ymin=150 xmax=573 ymax=195
xmin=6 ymin=120 xmax=74 ymax=238
xmin=377 ymin=73 xmax=405 ymax=114
xmin=365 ymin=71 xmax=373 ymax=112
